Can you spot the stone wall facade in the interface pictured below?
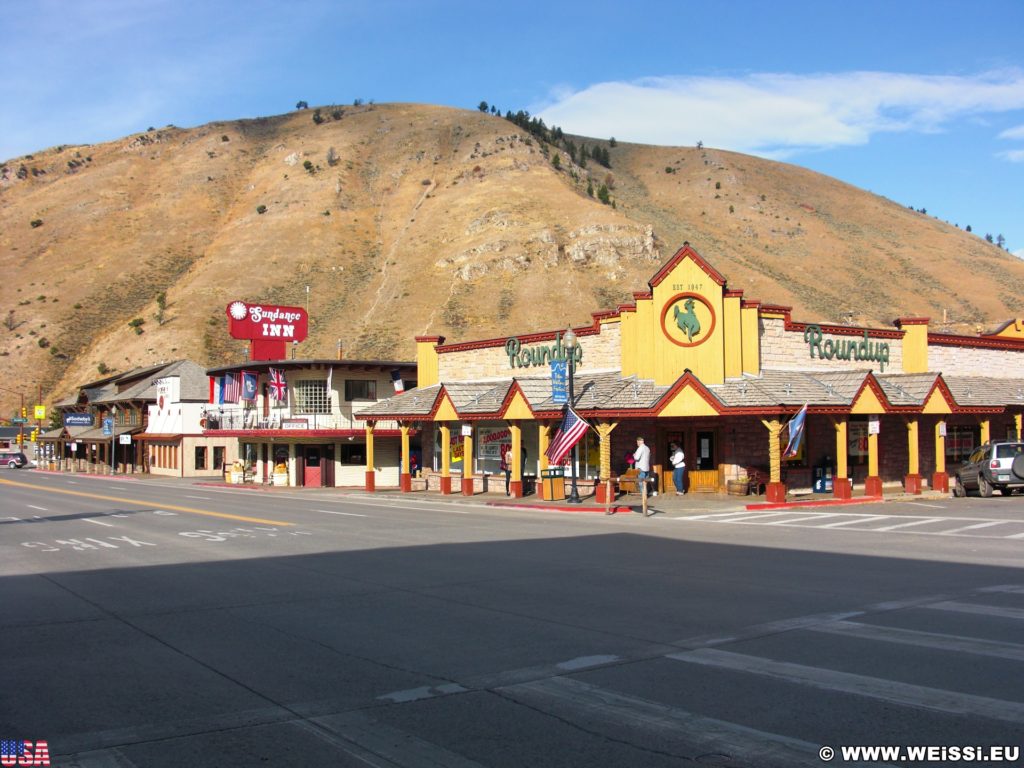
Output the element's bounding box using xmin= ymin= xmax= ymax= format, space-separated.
xmin=929 ymin=344 xmax=1024 ymax=378
xmin=437 ymin=321 xmax=623 ymax=382
xmin=759 ymin=318 xmax=904 ymax=374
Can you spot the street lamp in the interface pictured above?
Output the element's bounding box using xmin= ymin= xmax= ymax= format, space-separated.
xmin=109 ymin=405 xmax=117 ymax=475
xmin=563 ymin=326 xmax=581 ymax=504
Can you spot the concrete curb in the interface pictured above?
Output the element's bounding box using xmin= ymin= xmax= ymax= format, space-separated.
xmin=487 ymin=501 xmax=636 ymax=514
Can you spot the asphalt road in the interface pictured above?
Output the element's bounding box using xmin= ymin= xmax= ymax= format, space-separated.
xmin=2 ymin=471 xmax=1023 ymax=767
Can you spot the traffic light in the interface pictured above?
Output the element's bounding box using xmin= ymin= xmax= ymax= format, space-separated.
xmin=17 ymin=434 xmax=24 ymax=446
xmin=21 ymin=406 xmax=27 ymax=418
xmin=30 ymin=428 xmax=38 ymax=441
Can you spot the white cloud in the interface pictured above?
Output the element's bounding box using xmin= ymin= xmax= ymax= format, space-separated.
xmin=999 ymin=124 xmax=1024 ymax=140
xmin=536 ymin=70 xmax=1024 ymax=155
xmin=999 ymin=149 xmax=1024 ymax=162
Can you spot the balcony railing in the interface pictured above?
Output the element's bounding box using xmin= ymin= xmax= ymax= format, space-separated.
xmin=201 ymin=406 xmax=398 ymax=433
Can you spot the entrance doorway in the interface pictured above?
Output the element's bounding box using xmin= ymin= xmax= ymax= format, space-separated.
xmin=689 ymin=430 xmax=718 ymax=492
xmin=303 ymin=446 xmax=322 ymax=487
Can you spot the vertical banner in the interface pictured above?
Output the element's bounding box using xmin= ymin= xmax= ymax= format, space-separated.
xmin=550 ymin=360 xmax=568 ymax=405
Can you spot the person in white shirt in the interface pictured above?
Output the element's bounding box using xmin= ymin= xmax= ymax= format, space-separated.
xmin=670 ymin=442 xmax=686 ymax=495
xmin=633 ymin=436 xmax=655 ymax=496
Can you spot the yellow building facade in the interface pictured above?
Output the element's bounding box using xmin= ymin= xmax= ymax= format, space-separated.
xmin=359 ymin=244 xmax=1024 ymax=502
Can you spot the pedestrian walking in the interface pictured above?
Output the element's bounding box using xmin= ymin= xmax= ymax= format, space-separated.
xmin=633 ymin=436 xmax=656 ymax=498
xmin=670 ymin=442 xmax=686 ymax=495
xmin=502 ymin=446 xmax=513 ymax=496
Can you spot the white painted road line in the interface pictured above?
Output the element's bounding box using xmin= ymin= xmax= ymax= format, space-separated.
xmin=874 ymin=517 xmax=943 ymax=532
xmin=500 ymin=677 xmax=862 ymax=768
xmin=810 ymin=620 xmax=1024 ymax=662
xmin=820 ymin=515 xmax=890 ymax=528
xmin=314 ymin=509 xmax=368 ymax=517
xmin=83 ymin=518 xmax=115 ymax=527
xmin=764 ymin=513 xmax=843 ymax=525
xmin=184 ymin=495 xmax=211 ymax=500
xmin=925 ymin=601 xmax=1024 ymax=621
xmin=905 ymin=502 xmax=947 ymax=509
xmin=27 ymin=504 xmax=48 ymax=511
xmin=667 ymin=648 xmax=1024 ymax=724
xmin=939 ymin=521 xmax=1009 ymax=535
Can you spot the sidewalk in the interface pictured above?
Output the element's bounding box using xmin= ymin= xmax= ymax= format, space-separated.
xmin=28 ymin=468 xmax=950 ymax=516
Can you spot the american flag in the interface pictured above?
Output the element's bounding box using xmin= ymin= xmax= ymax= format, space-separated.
xmin=0 ymin=740 xmax=24 ymax=758
xmin=222 ymin=372 xmax=241 ymax=403
xmin=269 ymin=368 xmax=287 ymax=401
xmin=783 ymin=403 xmax=808 ymax=459
xmin=545 ymin=407 xmax=590 ymax=465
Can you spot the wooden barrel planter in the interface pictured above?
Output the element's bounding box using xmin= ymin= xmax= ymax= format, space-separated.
xmin=726 ymin=479 xmax=749 ymax=496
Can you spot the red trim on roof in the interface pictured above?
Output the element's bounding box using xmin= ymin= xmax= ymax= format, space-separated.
xmin=436 ymin=323 xmax=600 ymax=354
xmin=415 ymin=335 xmax=445 ymax=344
xmin=928 ymin=332 xmax=1024 ymax=351
xmin=649 ymin=244 xmax=728 ymax=289
xmin=724 ymin=289 xmax=745 ymax=299
xmin=894 ymin=317 xmax=930 ymax=327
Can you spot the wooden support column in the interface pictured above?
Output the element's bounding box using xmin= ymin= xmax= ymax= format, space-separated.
xmin=932 ymin=420 xmax=949 ymax=492
xmin=461 ymin=427 xmax=475 ymax=496
xmin=832 ymin=417 xmax=852 ymax=499
xmin=399 ymin=422 xmax=412 ymax=492
xmin=509 ymin=422 xmax=523 ymax=498
xmin=762 ymin=418 xmax=786 ymax=502
xmin=904 ymin=417 xmax=922 ymax=494
xmin=364 ymin=421 xmax=376 ymax=492
xmin=1016 ymin=413 xmax=1023 ymax=441
xmin=980 ymin=417 xmax=991 ymax=446
xmin=439 ymin=423 xmax=452 ymax=495
xmin=538 ymin=423 xmax=551 ymax=471
xmin=865 ymin=419 xmax=882 ymax=497
xmin=594 ymin=421 xmax=618 ymax=503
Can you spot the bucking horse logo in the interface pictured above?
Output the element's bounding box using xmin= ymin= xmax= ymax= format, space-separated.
xmin=673 ymin=298 xmax=702 ymax=341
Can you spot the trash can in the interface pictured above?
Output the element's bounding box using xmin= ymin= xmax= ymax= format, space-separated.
xmin=813 ymin=459 xmax=834 ymax=493
xmin=541 ymin=468 xmax=566 ymax=501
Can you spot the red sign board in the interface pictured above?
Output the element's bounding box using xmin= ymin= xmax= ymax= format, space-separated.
xmin=226 ymin=301 xmax=309 ymax=361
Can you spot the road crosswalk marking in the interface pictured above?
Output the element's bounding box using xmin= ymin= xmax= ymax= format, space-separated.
xmin=666 ymin=647 xmax=1024 ymax=724
xmin=925 ymin=601 xmax=1024 ymax=620
xmin=677 ymin=509 xmax=1024 ymax=539
xmin=809 ymin=620 xmax=1024 ymax=661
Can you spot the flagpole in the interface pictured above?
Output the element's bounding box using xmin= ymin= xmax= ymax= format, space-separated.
xmin=564 ymin=327 xmax=581 ymax=504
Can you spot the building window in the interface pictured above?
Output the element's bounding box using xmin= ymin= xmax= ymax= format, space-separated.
xmin=293 ymin=380 xmax=330 ymax=414
xmin=213 ymin=446 xmax=225 ymax=470
xmin=946 ymin=426 xmax=978 ymax=463
xmin=345 ymin=379 xmax=377 ymax=401
xmin=339 ymin=444 xmax=365 ymax=465
xmin=195 ymin=446 xmax=207 ymax=470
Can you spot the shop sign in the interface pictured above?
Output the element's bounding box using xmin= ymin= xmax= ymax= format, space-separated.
xmin=868 ymin=416 xmax=880 ymax=435
xmin=505 ymin=332 xmax=582 ymax=370
xmin=550 ymin=360 xmax=568 ymax=404
xmin=64 ymin=413 xmax=94 ymax=427
xmin=226 ymin=301 xmax=308 ymax=342
xmin=478 ymin=427 xmax=511 ymax=459
xmin=803 ymin=324 xmax=890 ymax=371
xmin=281 ymin=418 xmax=309 ymax=430
xmin=119 ymin=434 xmax=132 ymax=444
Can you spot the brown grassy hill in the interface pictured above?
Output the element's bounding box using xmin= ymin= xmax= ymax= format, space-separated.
xmin=2 ymin=102 xmax=1022 ymax=414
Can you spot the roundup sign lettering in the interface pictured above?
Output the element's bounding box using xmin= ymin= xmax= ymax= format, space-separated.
xmin=226 ymin=301 xmax=308 ymax=361
xmin=803 ymin=324 xmax=890 ymax=371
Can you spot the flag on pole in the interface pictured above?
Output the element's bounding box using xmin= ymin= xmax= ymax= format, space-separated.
xmin=783 ymin=404 xmax=808 ymax=459
xmin=390 ymin=369 xmax=405 ymax=394
xmin=269 ymin=368 xmax=288 ymax=401
xmin=545 ymin=407 xmax=590 ymax=465
xmin=222 ymin=372 xmax=241 ymax=403
xmin=241 ymin=370 xmax=258 ymax=401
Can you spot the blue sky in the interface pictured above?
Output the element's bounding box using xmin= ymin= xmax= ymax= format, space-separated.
xmin=4 ymin=0 xmax=1022 ymax=254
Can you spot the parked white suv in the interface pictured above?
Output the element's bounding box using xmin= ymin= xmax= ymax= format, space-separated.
xmin=953 ymin=442 xmax=1024 ymax=497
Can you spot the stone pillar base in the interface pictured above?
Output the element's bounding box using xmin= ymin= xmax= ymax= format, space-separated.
xmin=365 ymin=470 xmax=375 ymax=492
xmin=509 ymin=480 xmax=523 ymax=499
xmin=904 ymin=473 xmax=923 ymax=494
xmin=400 ymin=473 xmax=412 ymax=492
xmin=440 ymin=475 xmax=452 ymax=495
xmin=766 ymin=481 xmax=787 ymax=503
xmin=832 ymin=478 xmax=852 ymax=499
xmin=594 ymin=481 xmax=614 ymax=504
xmin=462 ymin=477 xmax=474 ymax=496
xmin=931 ymin=471 xmax=949 ymax=493
xmin=865 ymin=475 xmax=883 ymax=497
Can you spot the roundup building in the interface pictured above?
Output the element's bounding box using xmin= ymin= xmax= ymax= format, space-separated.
xmin=356 ymin=243 xmax=1024 ymax=502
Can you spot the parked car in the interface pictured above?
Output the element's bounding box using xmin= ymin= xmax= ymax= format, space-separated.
xmin=1 ymin=451 xmax=29 ymax=469
xmin=953 ymin=441 xmax=1024 ymax=497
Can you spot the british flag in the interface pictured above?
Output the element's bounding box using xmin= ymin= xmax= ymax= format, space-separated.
xmin=269 ymin=368 xmax=288 ymax=401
